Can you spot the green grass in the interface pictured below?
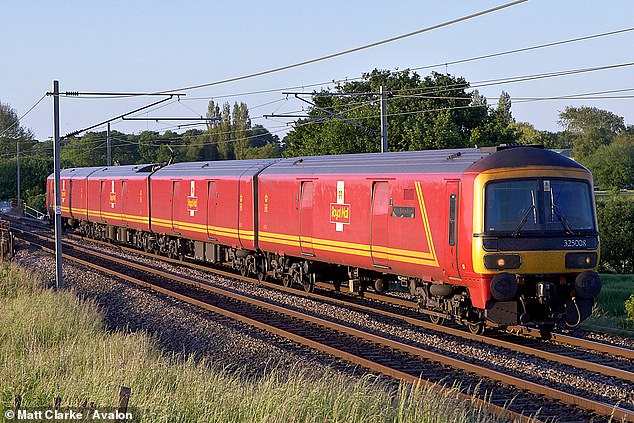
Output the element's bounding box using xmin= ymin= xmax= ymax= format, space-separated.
xmin=0 ymin=263 xmax=507 ymax=422
xmin=583 ymin=274 xmax=634 ymax=332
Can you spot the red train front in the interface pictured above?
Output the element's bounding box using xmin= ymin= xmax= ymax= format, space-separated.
xmin=47 ymin=145 xmax=601 ymax=335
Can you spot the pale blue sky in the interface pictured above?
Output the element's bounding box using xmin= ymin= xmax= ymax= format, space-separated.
xmin=2 ymin=0 xmax=634 ymax=141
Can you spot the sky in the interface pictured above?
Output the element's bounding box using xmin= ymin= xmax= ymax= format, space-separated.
xmin=2 ymin=0 xmax=634 ymax=142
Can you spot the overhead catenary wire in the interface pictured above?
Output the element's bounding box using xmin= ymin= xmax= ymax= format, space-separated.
xmin=174 ymin=26 xmax=634 ymax=105
xmin=16 ymin=85 xmax=631 ymax=158
xmin=52 ymin=17 xmax=633 ymax=146
xmin=0 ymin=93 xmax=47 ymax=139
xmin=156 ymin=0 xmax=527 ymax=94
xmin=10 ymin=76 xmax=634 ymax=162
xmin=62 ymin=96 xmax=177 ymax=139
xmin=23 ymin=18 xmax=634 ymax=148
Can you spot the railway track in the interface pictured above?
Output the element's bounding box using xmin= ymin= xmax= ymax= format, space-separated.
xmin=7 ymin=219 xmax=634 ymax=422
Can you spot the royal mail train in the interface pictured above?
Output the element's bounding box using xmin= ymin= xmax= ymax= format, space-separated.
xmin=47 ymin=145 xmax=602 ymax=335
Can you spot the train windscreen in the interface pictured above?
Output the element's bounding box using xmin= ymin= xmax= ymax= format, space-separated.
xmin=484 ymin=178 xmax=595 ymax=235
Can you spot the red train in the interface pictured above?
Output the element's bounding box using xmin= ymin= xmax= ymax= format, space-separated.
xmin=47 ymin=145 xmax=602 ymax=335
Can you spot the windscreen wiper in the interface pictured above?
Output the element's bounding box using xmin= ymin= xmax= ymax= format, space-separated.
xmin=512 ymin=190 xmax=537 ymax=237
xmin=550 ymin=189 xmax=575 ymax=235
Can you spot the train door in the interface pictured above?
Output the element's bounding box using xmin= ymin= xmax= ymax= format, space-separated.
xmin=445 ymin=180 xmax=460 ymax=278
xmin=120 ymin=180 xmax=127 ymax=226
xmin=99 ymin=181 xmax=105 ymax=221
xmin=371 ymin=181 xmax=390 ymax=267
xmin=206 ymin=180 xmax=217 ymax=240
xmin=68 ymin=179 xmax=73 ymax=216
xmin=171 ymin=180 xmax=180 ymax=234
xmin=299 ymin=181 xmax=314 ymax=256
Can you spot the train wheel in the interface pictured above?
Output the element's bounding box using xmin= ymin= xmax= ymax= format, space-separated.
xmin=256 ymin=258 xmax=268 ymax=283
xmin=429 ymin=314 xmax=444 ymax=326
xmin=282 ymin=275 xmax=293 ymax=288
xmin=302 ymin=280 xmax=314 ymax=293
xmin=466 ymin=322 xmax=485 ymax=335
xmin=373 ymin=278 xmax=388 ymax=294
xmin=302 ymin=273 xmax=315 ymax=293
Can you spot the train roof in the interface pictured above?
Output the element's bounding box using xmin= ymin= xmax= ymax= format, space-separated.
xmin=261 ymin=148 xmax=486 ymax=176
xmin=466 ymin=146 xmax=586 ymax=173
xmin=260 ymin=146 xmax=586 ymax=176
xmin=153 ymin=158 xmax=281 ymax=178
xmin=87 ymin=164 xmax=159 ymax=179
xmin=51 ymin=146 xmax=586 ymax=180
xmin=51 ymin=164 xmax=159 ymax=180
xmin=54 ymin=166 xmax=107 ymax=179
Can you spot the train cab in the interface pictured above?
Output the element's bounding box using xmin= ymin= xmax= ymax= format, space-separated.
xmin=466 ymin=146 xmax=601 ymax=329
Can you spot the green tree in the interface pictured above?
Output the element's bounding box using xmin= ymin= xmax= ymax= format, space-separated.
xmin=284 ymin=70 xmax=498 ymax=156
xmin=469 ymin=91 xmax=518 ymax=147
xmin=509 ymin=122 xmax=548 ymax=145
xmin=204 ymin=101 xmax=279 ymax=160
xmin=232 ymin=102 xmax=251 ymax=160
xmin=0 ymin=101 xmax=36 ymax=200
xmin=558 ymin=106 xmax=625 ymax=159
xmin=0 ymin=101 xmax=34 ymax=150
xmin=217 ymin=103 xmax=233 ymax=160
xmin=541 ymin=130 xmax=575 ymax=150
xmin=596 ymin=197 xmax=634 ymax=273
xmin=583 ymin=133 xmax=634 ymax=189
xmin=60 ymin=133 xmax=106 ymax=167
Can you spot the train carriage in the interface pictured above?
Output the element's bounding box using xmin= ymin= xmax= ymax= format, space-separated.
xmin=148 ymin=159 xmax=279 ymax=260
xmin=256 ymin=149 xmax=488 ymax=294
xmin=84 ymin=164 xmax=156 ymax=237
xmin=47 ymin=166 xmax=106 ymax=223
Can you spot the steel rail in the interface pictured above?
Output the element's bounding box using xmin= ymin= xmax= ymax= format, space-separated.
xmin=512 ymin=326 xmax=634 ymax=360
xmin=14 ymin=229 xmax=634 ymax=422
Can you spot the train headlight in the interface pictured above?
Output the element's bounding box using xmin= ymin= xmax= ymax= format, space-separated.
xmin=484 ymin=254 xmax=521 ymax=270
xmin=565 ymin=252 xmax=597 ymax=269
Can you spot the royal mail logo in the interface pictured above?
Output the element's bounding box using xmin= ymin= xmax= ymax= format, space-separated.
xmin=187 ymin=196 xmax=198 ymax=212
xmin=330 ymin=203 xmax=351 ymax=225
xmin=188 ymin=180 xmax=198 ymax=216
xmin=109 ymin=180 xmax=116 ymax=208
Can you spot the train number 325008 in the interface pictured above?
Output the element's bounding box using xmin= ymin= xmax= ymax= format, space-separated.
xmin=563 ymin=239 xmax=587 ymax=248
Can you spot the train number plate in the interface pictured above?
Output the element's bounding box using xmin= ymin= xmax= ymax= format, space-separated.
xmin=563 ymin=239 xmax=587 ymax=248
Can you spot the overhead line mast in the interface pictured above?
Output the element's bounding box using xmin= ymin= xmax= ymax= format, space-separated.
xmin=52 ymin=81 xmax=63 ymax=289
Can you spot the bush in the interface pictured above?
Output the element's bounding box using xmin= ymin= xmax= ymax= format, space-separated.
xmin=626 ymin=294 xmax=634 ymax=323
xmin=596 ymin=196 xmax=634 ymax=273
